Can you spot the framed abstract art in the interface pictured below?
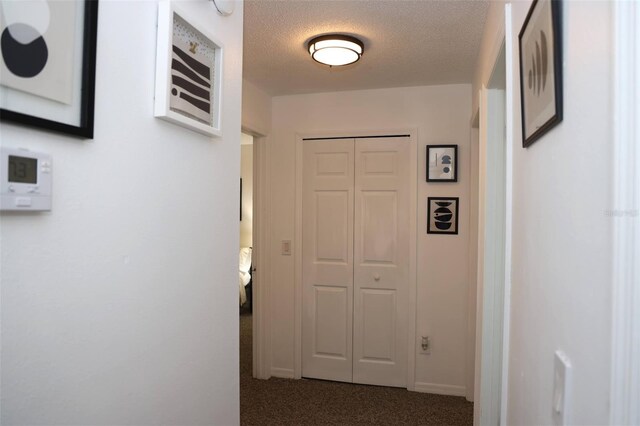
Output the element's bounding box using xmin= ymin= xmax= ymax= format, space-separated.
xmin=427 ymin=197 xmax=459 ymax=235
xmin=519 ymin=0 xmax=563 ymax=147
xmin=0 ymin=0 xmax=98 ymax=138
xmin=426 ymin=145 xmax=457 ymax=182
xmin=154 ymin=1 xmax=223 ymax=137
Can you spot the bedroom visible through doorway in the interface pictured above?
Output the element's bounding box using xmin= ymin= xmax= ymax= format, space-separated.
xmin=239 ymin=132 xmax=254 ymax=314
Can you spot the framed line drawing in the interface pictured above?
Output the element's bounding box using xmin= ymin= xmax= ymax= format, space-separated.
xmin=427 ymin=197 xmax=459 ymax=235
xmin=427 ymin=144 xmax=457 ymax=182
xmin=518 ymin=0 xmax=563 ymax=147
xmin=0 ymin=0 xmax=99 ymax=138
xmin=154 ymin=1 xmax=223 ymax=137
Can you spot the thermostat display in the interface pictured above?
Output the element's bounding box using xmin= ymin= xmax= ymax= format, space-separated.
xmin=8 ymin=155 xmax=38 ymax=184
xmin=1 ymin=148 xmax=52 ymax=211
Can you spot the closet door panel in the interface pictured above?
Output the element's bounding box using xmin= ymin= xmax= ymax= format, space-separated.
xmin=302 ymin=138 xmax=354 ymax=383
xmin=353 ymin=137 xmax=409 ymax=388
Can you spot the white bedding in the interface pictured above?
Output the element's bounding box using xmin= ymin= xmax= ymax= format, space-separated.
xmin=239 ymin=275 xmax=247 ymax=305
xmin=239 ymin=247 xmax=252 ymax=305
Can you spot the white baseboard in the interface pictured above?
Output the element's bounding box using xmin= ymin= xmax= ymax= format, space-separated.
xmin=414 ymin=382 xmax=466 ymax=397
xmin=271 ymin=367 xmax=295 ymax=379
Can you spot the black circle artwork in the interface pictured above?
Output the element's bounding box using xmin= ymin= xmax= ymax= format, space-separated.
xmin=1 ymin=24 xmax=48 ymax=78
xmin=441 ymin=155 xmax=452 ymax=176
xmin=434 ymin=201 xmax=454 ymax=230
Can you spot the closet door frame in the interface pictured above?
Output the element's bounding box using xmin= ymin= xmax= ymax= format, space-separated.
xmin=293 ymin=129 xmax=418 ymax=390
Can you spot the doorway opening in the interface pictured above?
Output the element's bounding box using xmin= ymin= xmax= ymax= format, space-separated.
xmin=239 ymin=132 xmax=254 ymax=314
xmin=239 ymin=131 xmax=254 ymax=385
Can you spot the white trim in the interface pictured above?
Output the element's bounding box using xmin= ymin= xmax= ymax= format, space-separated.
xmin=271 ymin=367 xmax=295 ymax=379
xmin=475 ymin=85 xmax=507 ymax=426
xmin=473 ymin=88 xmax=487 ymax=426
xmin=473 ymin=6 xmax=512 ymax=424
xmin=241 ymin=125 xmax=271 ymax=381
xmin=610 ymin=1 xmax=640 ymax=424
xmin=293 ymin=129 xmax=418 ymax=387
xmin=294 ymin=133 xmax=303 ymax=379
xmin=466 ymin=125 xmax=480 ymax=402
xmin=500 ymin=5 xmax=514 ymax=425
xmin=251 ymin=134 xmax=272 ymax=380
xmin=414 ymin=382 xmax=466 ymax=397
xmin=407 ymin=128 xmax=418 ymax=392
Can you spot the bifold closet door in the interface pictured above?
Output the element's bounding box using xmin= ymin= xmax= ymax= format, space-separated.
xmin=302 ymin=138 xmax=355 ymax=383
xmin=353 ymin=136 xmax=409 ymax=387
xmin=302 ymin=136 xmax=409 ymax=387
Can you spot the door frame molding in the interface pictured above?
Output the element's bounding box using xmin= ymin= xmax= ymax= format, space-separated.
xmin=293 ymin=129 xmax=418 ymax=388
xmin=500 ymin=5 xmax=514 ymax=423
xmin=241 ymin=126 xmax=272 ymax=380
xmin=473 ymin=5 xmax=513 ymax=424
xmin=610 ymin=1 xmax=640 ymax=424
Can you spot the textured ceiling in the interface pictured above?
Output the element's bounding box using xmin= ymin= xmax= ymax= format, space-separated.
xmin=243 ymin=0 xmax=490 ymax=96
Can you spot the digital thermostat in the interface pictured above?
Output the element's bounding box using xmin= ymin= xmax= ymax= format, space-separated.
xmin=1 ymin=147 xmax=52 ymax=211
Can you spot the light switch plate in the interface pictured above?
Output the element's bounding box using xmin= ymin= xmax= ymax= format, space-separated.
xmin=420 ymin=336 xmax=431 ymax=354
xmin=553 ymin=350 xmax=571 ymax=426
xmin=281 ymin=240 xmax=292 ymax=255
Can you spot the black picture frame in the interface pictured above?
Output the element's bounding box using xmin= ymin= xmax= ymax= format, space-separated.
xmin=518 ymin=0 xmax=563 ymax=148
xmin=240 ymin=178 xmax=243 ymax=221
xmin=426 ymin=144 xmax=458 ymax=182
xmin=0 ymin=0 xmax=99 ymax=139
xmin=427 ymin=197 xmax=459 ymax=235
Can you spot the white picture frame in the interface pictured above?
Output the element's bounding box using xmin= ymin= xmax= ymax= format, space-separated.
xmin=154 ymin=1 xmax=223 ymax=137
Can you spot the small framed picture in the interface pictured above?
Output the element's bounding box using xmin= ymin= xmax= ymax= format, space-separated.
xmin=427 ymin=197 xmax=459 ymax=235
xmin=426 ymin=145 xmax=457 ymax=182
xmin=154 ymin=1 xmax=223 ymax=137
xmin=0 ymin=0 xmax=99 ymax=138
xmin=518 ymin=0 xmax=563 ymax=147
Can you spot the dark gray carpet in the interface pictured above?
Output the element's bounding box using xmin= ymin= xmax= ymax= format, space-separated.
xmin=240 ymin=312 xmax=473 ymax=425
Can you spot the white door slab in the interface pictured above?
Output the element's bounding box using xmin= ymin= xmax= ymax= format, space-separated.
xmin=302 ymin=138 xmax=355 ymax=382
xmin=353 ymin=137 xmax=409 ymax=387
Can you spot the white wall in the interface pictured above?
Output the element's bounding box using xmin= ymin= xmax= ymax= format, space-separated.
xmin=268 ymin=84 xmax=472 ymax=393
xmin=0 ymin=1 xmax=243 ymax=424
xmin=240 ymin=142 xmax=253 ymax=248
xmin=474 ymin=1 xmax=613 ymax=423
xmin=242 ymin=79 xmax=272 ymax=136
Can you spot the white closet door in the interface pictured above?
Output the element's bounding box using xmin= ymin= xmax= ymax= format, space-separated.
xmin=353 ymin=136 xmax=409 ymax=387
xmin=302 ymin=138 xmax=355 ymax=382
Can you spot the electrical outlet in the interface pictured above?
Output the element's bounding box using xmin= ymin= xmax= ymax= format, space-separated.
xmin=420 ymin=336 xmax=431 ymax=354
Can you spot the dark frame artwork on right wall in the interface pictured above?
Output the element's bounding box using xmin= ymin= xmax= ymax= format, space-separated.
xmin=518 ymin=0 xmax=563 ymax=147
xmin=426 ymin=144 xmax=458 ymax=182
xmin=427 ymin=197 xmax=459 ymax=235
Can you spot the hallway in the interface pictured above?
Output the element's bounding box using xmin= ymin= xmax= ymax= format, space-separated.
xmin=240 ymin=313 xmax=473 ymax=425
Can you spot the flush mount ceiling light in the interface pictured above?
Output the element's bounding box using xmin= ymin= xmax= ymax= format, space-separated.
xmin=308 ymin=34 xmax=364 ymax=67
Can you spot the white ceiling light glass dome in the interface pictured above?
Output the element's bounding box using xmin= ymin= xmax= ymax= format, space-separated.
xmin=308 ymin=34 xmax=364 ymax=67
